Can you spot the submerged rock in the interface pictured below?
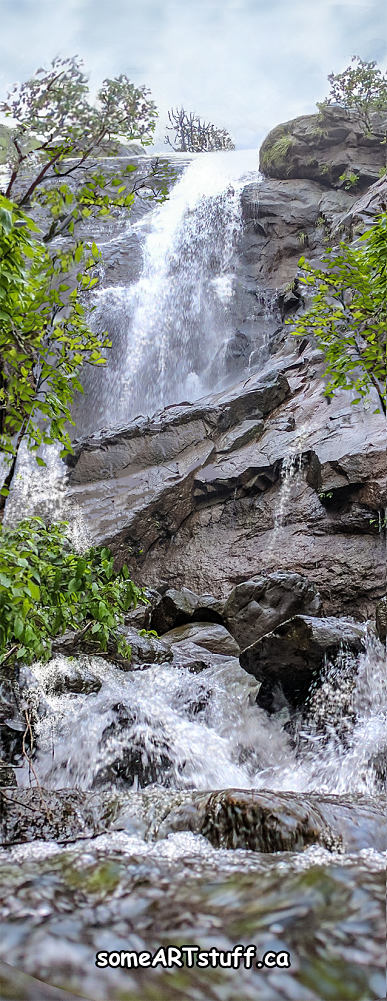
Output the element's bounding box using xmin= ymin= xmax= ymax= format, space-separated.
xmin=2 ymin=784 xmax=384 ymax=854
xmin=0 ymin=788 xmax=121 ymax=846
xmin=40 ymin=658 xmax=102 ymax=696
xmin=240 ymin=614 xmax=366 ymax=711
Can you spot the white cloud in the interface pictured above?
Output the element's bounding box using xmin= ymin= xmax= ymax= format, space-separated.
xmin=0 ymin=0 xmax=386 ymax=148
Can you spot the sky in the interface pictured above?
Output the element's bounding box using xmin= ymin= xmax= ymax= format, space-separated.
xmin=0 ymin=0 xmax=386 ymax=149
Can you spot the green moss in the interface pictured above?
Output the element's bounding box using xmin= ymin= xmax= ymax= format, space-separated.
xmin=261 ymin=133 xmax=294 ymax=171
xmin=64 ymin=859 xmax=122 ymax=896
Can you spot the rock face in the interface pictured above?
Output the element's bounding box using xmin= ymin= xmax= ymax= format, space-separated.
xmin=259 ymin=108 xmax=386 ymax=190
xmin=240 ymin=176 xmax=355 ymax=287
xmin=240 ymin=615 xmax=366 ymax=712
xmin=66 ymin=355 xmax=385 ymax=621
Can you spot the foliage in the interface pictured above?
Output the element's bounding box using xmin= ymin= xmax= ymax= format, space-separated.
xmin=165 ymin=107 xmax=235 ymax=152
xmin=290 ymin=214 xmax=387 ymax=415
xmin=260 ymin=134 xmax=293 ymax=172
xmin=319 ymin=56 xmax=387 ymax=138
xmin=0 ymin=56 xmax=161 ymax=242
xmin=0 ymin=518 xmax=145 ymax=668
xmin=0 ymin=59 xmax=170 ymax=498
xmin=0 ymin=195 xmax=110 ymax=471
xmin=338 ymin=170 xmax=360 ymax=190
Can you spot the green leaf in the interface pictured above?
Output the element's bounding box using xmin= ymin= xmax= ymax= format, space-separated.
xmin=28 ymin=581 xmax=40 ymax=601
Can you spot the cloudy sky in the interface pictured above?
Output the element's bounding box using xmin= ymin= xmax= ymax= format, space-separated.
xmin=0 ymin=0 xmax=386 ymax=149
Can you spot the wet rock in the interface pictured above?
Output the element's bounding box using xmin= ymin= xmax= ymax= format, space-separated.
xmin=0 ymin=670 xmax=26 ymax=764
xmin=150 ymin=586 xmax=224 ymax=634
xmin=370 ymin=748 xmax=387 ymax=788
xmin=65 ymin=359 xmax=385 ymax=619
xmin=52 ymin=625 xmax=173 ymax=669
xmin=0 ymin=788 xmax=120 ymax=846
xmin=224 ymin=329 xmax=251 ymax=373
xmin=375 ymin=596 xmax=386 ymax=643
xmin=224 ymin=572 xmax=321 ymax=650
xmin=240 ymin=615 xmax=366 ymax=712
xmin=152 ymin=788 xmax=386 ymax=853
xmin=197 ymin=789 xmax=338 ymax=852
xmin=162 ymin=622 xmax=240 ymax=657
xmin=116 ymin=626 xmax=174 ymax=667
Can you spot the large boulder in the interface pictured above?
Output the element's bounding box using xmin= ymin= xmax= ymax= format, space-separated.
xmin=224 ymin=572 xmax=321 ymax=650
xmin=240 ymin=614 xmax=366 ymax=712
xmin=161 ymin=622 xmax=240 ymax=657
xmin=150 ymin=586 xmax=224 ymax=634
xmin=259 ymin=107 xmax=386 ymax=190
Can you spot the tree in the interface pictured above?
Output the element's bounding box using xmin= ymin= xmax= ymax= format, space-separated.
xmin=0 ymin=58 xmax=171 ymax=503
xmin=0 ymin=194 xmax=111 ymax=499
xmin=291 ymin=214 xmax=387 ymax=415
xmin=319 ymin=56 xmax=387 ymax=139
xmin=165 ymin=107 xmax=235 ymax=152
xmin=0 ymin=56 xmax=161 ymax=241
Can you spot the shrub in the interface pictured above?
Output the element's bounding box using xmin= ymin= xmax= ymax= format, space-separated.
xmin=0 ymin=518 xmax=145 ymax=668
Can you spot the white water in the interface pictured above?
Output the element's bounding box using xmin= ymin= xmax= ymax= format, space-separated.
xmin=78 ymin=150 xmax=259 ymax=432
xmin=23 ymin=630 xmax=386 ymax=798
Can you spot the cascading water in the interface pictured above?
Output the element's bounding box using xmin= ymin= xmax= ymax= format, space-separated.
xmin=21 ymin=631 xmax=386 ymax=799
xmin=76 ymin=150 xmax=259 ymax=434
xmin=1 ymin=150 xmax=385 ymax=1001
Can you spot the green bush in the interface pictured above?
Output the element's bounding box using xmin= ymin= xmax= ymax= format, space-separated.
xmin=0 ymin=518 xmax=145 ymax=668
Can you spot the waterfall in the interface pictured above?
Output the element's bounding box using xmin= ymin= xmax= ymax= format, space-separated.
xmin=76 ymin=150 xmax=259 ymax=435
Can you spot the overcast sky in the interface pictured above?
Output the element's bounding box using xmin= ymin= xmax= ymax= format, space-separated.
xmin=0 ymin=0 xmax=386 ymax=149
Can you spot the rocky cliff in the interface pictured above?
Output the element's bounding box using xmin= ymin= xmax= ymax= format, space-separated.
xmin=66 ymin=115 xmax=386 ymax=635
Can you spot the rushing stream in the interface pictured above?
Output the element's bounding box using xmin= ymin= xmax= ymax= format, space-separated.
xmin=1 ymin=151 xmax=386 ymax=1001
